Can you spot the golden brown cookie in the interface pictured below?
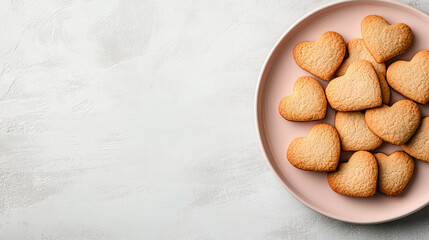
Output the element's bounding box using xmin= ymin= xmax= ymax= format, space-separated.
xmin=335 ymin=111 xmax=383 ymax=151
xmin=402 ymin=117 xmax=429 ymax=163
xmin=287 ymin=123 xmax=340 ymax=171
xmin=365 ymin=100 xmax=421 ymax=145
xmin=326 ymin=60 xmax=382 ymax=111
xmin=377 ymin=74 xmax=391 ymax=105
xmin=374 ymin=152 xmax=414 ymax=197
xmin=327 ymin=151 xmax=378 ymax=197
xmin=387 ymin=50 xmax=429 ymax=104
xmin=278 ymin=76 xmax=327 ymax=121
xmin=361 ymin=15 xmax=413 ymax=63
xmin=293 ymin=31 xmax=346 ymax=80
xmin=336 ymin=38 xmax=390 ymax=104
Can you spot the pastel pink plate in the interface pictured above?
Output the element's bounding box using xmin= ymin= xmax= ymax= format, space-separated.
xmin=256 ymin=0 xmax=429 ymax=224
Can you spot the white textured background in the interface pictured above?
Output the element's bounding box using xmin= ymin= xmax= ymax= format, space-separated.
xmin=1 ymin=0 xmax=429 ymax=239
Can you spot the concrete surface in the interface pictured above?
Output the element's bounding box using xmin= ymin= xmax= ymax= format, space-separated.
xmin=0 ymin=0 xmax=428 ymax=239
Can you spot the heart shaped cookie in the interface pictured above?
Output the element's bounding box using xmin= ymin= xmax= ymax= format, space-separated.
xmin=287 ymin=123 xmax=340 ymax=171
xmin=365 ymin=100 xmax=421 ymax=145
xmin=278 ymin=76 xmax=327 ymax=121
xmin=361 ymin=15 xmax=413 ymax=63
xmin=402 ymin=117 xmax=429 ymax=163
xmin=335 ymin=111 xmax=383 ymax=151
xmin=327 ymin=151 xmax=378 ymax=197
xmin=374 ymin=152 xmax=414 ymax=197
xmin=326 ymin=60 xmax=382 ymax=111
xmin=336 ymin=38 xmax=390 ymax=104
xmin=293 ymin=31 xmax=346 ymax=80
xmin=387 ymin=50 xmax=429 ymax=104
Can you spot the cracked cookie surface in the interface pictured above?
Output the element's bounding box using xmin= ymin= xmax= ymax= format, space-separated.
xmin=375 ymin=152 xmax=414 ymax=197
xmin=361 ymin=15 xmax=413 ymax=63
xmin=336 ymin=38 xmax=390 ymax=104
xmin=293 ymin=31 xmax=346 ymax=80
xmin=387 ymin=50 xmax=429 ymax=104
xmin=365 ymin=100 xmax=421 ymax=145
xmin=326 ymin=60 xmax=382 ymax=111
xmin=287 ymin=123 xmax=340 ymax=171
xmin=279 ymin=76 xmax=327 ymax=121
xmin=335 ymin=111 xmax=383 ymax=151
xmin=327 ymin=151 xmax=378 ymax=197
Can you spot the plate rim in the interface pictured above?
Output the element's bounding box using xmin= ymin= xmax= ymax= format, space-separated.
xmin=254 ymin=0 xmax=429 ymax=224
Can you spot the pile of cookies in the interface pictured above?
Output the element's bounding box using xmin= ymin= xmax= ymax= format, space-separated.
xmin=279 ymin=15 xmax=429 ymax=197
